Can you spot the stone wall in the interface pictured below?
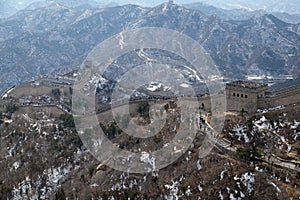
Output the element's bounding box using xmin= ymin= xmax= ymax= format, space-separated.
xmin=258 ymin=85 xmax=300 ymax=109
xmin=225 ymin=82 xmax=300 ymax=114
xmin=182 ymin=94 xmax=227 ymax=114
xmin=172 ymin=84 xmax=300 ymax=114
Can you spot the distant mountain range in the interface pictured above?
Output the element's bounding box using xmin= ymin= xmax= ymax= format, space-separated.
xmin=0 ymin=0 xmax=118 ymax=19
xmin=1 ymin=0 xmax=300 ymax=19
xmin=0 ymin=1 xmax=299 ymax=92
xmin=192 ymin=0 xmax=300 ymax=15
xmin=184 ymin=2 xmax=300 ymax=24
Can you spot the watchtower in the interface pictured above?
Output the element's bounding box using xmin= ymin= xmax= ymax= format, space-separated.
xmin=226 ymin=80 xmax=269 ymax=114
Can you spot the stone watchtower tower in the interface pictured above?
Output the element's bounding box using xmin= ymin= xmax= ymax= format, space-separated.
xmin=226 ymin=80 xmax=269 ymax=114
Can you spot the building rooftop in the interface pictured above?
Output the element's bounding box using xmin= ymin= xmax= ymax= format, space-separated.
xmin=226 ymin=80 xmax=268 ymax=89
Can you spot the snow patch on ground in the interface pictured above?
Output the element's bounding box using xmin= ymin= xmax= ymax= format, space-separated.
xmin=111 ymin=173 xmax=139 ymax=191
xmin=219 ymin=191 xmax=224 ymax=200
xmin=240 ymin=172 xmax=255 ymax=193
xmin=291 ymin=120 xmax=300 ymax=129
xmin=162 ymin=3 xmax=167 ymax=12
xmin=231 ymin=124 xmax=250 ymax=143
xmin=185 ymin=186 xmax=192 ymax=196
xmin=2 ymin=87 xmax=15 ymax=99
xmin=164 ymin=176 xmax=184 ymax=200
xmin=257 ymin=105 xmax=285 ymax=114
xmin=255 ymin=166 xmax=264 ymax=172
xmin=11 ymin=161 xmax=20 ymax=171
xmin=254 ymin=116 xmax=271 ymax=130
xmin=268 ymin=181 xmax=281 ymax=193
xmin=147 ymin=82 xmax=162 ymax=92
xmin=197 ymin=185 xmax=203 ymax=192
xmin=180 ymin=83 xmax=190 ymax=88
xmin=231 ymin=172 xmax=255 ymax=199
xmin=220 ymin=169 xmax=227 ymax=180
xmin=140 ymin=151 xmax=156 ymax=173
xmin=197 ymin=160 xmax=202 ymax=171
xmin=12 ymin=165 xmax=71 ymax=199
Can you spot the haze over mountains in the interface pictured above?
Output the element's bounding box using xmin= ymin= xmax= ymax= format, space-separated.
xmin=0 ymin=1 xmax=299 ymax=92
xmin=185 ymin=2 xmax=300 ymax=24
xmin=1 ymin=0 xmax=300 ymax=19
xmin=194 ymin=0 xmax=300 ymax=14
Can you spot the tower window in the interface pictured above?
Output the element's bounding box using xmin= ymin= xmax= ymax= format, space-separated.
xmin=237 ymin=93 xmax=239 ymax=97
xmin=245 ymin=95 xmax=248 ymax=98
xmin=233 ymin=93 xmax=236 ymax=97
xmin=241 ymin=94 xmax=244 ymax=98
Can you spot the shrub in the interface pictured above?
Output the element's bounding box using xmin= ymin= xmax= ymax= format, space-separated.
xmin=89 ymin=166 xmax=95 ymax=177
xmin=152 ymin=176 xmax=158 ymax=183
xmin=137 ymin=101 xmax=150 ymax=119
xmin=237 ymin=146 xmax=262 ymax=162
xmin=55 ymin=188 xmax=66 ymax=200
xmin=153 ymin=136 xmax=163 ymax=144
xmin=102 ymin=121 xmax=122 ymax=139
xmin=69 ymin=87 xmax=73 ymax=95
xmin=52 ymin=88 xmax=61 ymax=100
xmin=59 ymin=113 xmax=75 ymax=128
xmin=296 ymin=172 xmax=300 ymax=179
xmin=5 ymin=104 xmax=18 ymax=113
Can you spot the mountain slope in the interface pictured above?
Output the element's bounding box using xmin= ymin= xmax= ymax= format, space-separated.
xmin=1 ymin=81 xmax=300 ymax=199
xmin=0 ymin=4 xmax=146 ymax=91
xmin=0 ymin=2 xmax=299 ymax=92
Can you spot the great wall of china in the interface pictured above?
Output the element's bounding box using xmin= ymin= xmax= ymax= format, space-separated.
xmin=2 ymin=77 xmax=300 ymax=115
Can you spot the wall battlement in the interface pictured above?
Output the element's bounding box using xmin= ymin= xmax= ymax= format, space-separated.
xmin=258 ymin=84 xmax=300 ymax=110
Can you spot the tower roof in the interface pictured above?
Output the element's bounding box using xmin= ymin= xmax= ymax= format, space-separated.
xmin=226 ymin=80 xmax=268 ymax=90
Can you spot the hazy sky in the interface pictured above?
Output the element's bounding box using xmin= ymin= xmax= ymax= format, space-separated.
xmin=0 ymin=0 xmax=198 ymax=7
xmin=118 ymin=0 xmax=199 ymax=6
xmin=0 ymin=0 xmax=297 ymax=8
xmin=0 ymin=0 xmax=299 ymax=18
xmin=0 ymin=0 xmax=200 ymax=18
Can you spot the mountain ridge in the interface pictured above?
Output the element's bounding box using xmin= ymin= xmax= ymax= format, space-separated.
xmin=0 ymin=2 xmax=299 ymax=92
